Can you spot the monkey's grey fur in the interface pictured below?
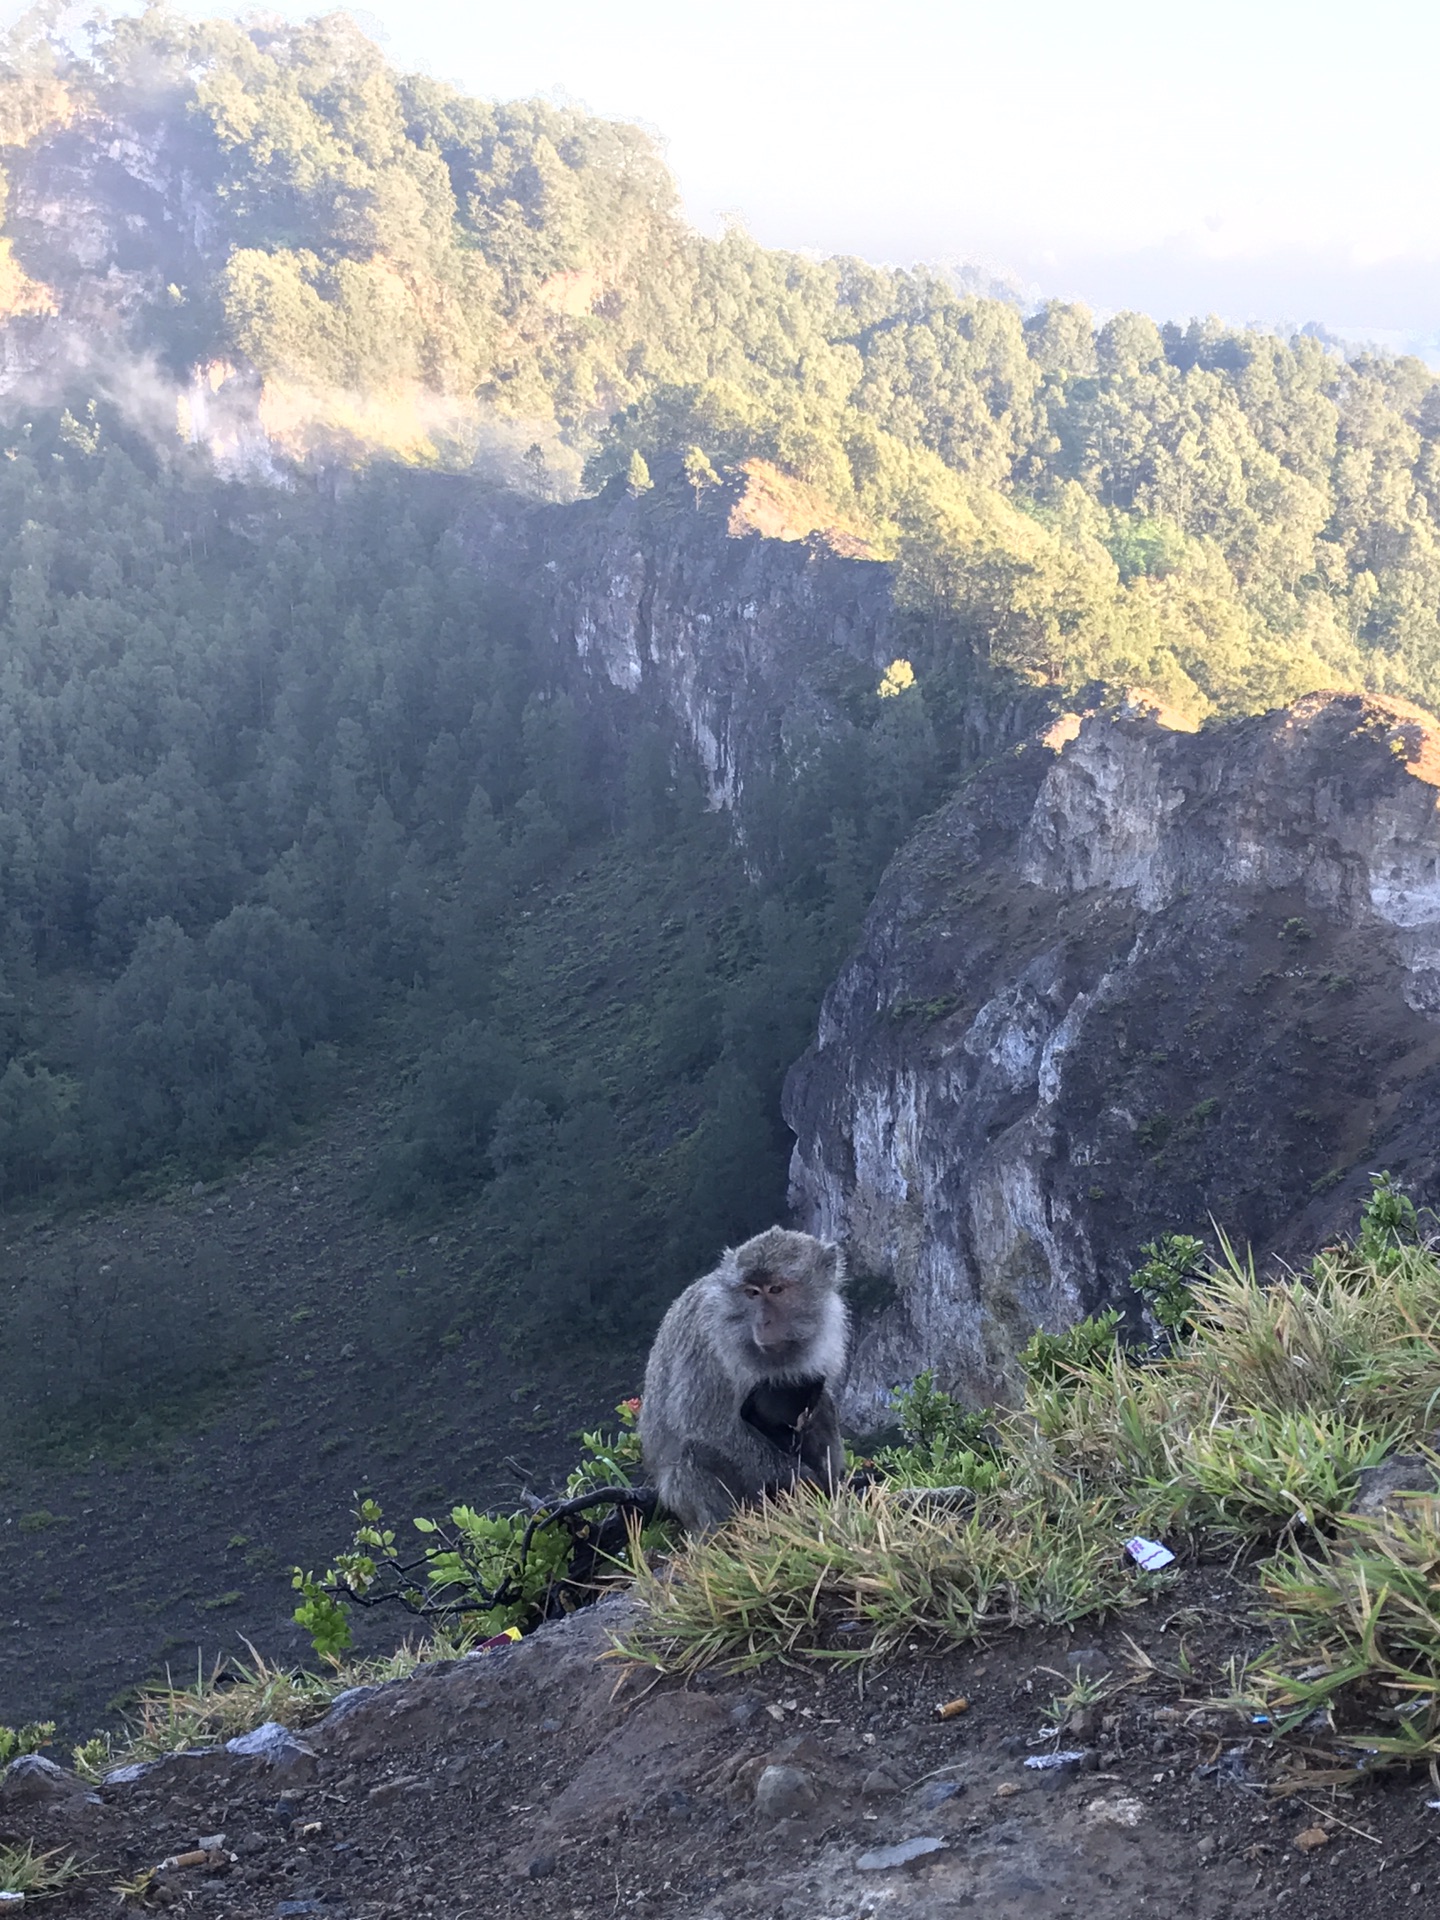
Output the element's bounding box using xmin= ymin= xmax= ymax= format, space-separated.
xmin=640 ymin=1226 xmax=850 ymax=1535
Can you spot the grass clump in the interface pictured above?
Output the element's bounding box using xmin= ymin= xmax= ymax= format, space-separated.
xmin=71 ymin=1634 xmax=480 ymax=1781
xmin=0 ymin=1841 xmax=83 ymax=1896
xmin=621 ymin=1472 xmax=1167 ymax=1676
xmin=1249 ymin=1493 xmax=1440 ymax=1770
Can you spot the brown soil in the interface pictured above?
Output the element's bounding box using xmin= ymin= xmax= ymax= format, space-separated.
xmin=10 ymin=1572 xmax=1440 ymax=1920
xmin=0 ymin=1067 xmax=635 ymax=1736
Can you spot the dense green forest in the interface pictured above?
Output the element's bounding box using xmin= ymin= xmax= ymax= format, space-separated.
xmin=2 ymin=7 xmax=1439 ymax=722
xmin=0 ymin=5 xmax=1439 ymax=1391
xmin=0 ymin=407 xmax=947 ymax=1422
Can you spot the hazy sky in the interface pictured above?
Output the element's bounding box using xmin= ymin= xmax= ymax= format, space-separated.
xmin=22 ymin=0 xmax=1440 ymax=339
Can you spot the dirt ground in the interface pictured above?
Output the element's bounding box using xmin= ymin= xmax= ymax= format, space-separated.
xmin=0 ymin=1072 xmax=633 ymax=1736
xmin=10 ymin=1569 xmax=1440 ymax=1920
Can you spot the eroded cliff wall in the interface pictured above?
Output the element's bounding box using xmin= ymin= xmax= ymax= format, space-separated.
xmin=458 ymin=467 xmax=1044 ymax=817
xmin=785 ymin=694 xmax=1440 ymax=1421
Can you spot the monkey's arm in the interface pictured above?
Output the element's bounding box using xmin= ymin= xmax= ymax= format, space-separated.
xmin=795 ymin=1387 xmax=845 ymax=1492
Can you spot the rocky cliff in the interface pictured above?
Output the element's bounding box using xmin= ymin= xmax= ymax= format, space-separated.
xmin=458 ymin=461 xmax=1045 ymax=817
xmin=785 ymin=693 xmax=1440 ymax=1420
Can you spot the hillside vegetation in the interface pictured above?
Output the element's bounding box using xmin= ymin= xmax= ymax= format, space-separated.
xmin=1 ymin=7 xmax=1440 ymax=1426
xmin=0 ymin=6 xmax=1438 ymax=724
xmin=0 ymin=420 xmax=950 ymax=1437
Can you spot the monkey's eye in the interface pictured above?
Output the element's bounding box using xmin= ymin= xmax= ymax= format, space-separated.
xmin=766 ymin=1282 xmax=786 ymax=1296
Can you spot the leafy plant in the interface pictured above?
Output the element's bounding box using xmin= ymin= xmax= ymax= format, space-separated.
xmin=1128 ymin=1233 xmax=1205 ymax=1336
xmin=1021 ymin=1309 xmax=1123 ymax=1387
xmin=1356 ymin=1170 xmax=1420 ymax=1273
xmin=294 ymin=1405 xmax=668 ymax=1661
xmin=0 ymin=1721 xmax=54 ymax=1764
xmin=869 ymin=1371 xmax=1003 ymax=1492
xmin=566 ymin=1397 xmax=645 ymax=1496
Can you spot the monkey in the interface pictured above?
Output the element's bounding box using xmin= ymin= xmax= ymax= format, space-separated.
xmin=640 ymin=1226 xmax=850 ymax=1535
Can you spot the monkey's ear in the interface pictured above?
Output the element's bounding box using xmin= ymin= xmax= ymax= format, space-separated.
xmin=818 ymin=1242 xmax=840 ymax=1278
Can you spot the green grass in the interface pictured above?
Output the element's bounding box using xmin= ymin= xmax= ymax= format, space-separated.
xmin=0 ymin=1841 xmax=84 ymax=1896
xmin=1249 ymin=1495 xmax=1440 ymax=1770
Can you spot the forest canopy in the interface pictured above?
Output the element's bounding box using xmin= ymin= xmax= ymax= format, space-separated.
xmin=0 ymin=6 xmax=1437 ymax=722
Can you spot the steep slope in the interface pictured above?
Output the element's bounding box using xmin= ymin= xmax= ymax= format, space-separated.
xmin=786 ymin=693 xmax=1440 ymax=1418
xmin=458 ymin=458 xmax=1043 ymax=815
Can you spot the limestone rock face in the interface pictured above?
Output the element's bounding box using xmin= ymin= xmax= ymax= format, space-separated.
xmin=785 ymin=694 xmax=1440 ymax=1422
xmin=458 ymin=466 xmax=1043 ymax=820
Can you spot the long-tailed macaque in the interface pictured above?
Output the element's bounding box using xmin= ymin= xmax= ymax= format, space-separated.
xmin=640 ymin=1227 xmax=849 ymax=1534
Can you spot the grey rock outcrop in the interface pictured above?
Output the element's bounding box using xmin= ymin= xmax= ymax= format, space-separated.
xmin=457 ymin=465 xmax=1044 ymax=825
xmin=786 ymin=694 xmax=1440 ymax=1420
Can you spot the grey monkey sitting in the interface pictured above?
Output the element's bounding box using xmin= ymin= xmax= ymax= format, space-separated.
xmin=640 ymin=1226 xmax=849 ymax=1535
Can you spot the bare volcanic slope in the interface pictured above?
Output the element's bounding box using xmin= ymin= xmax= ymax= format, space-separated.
xmin=8 ymin=1584 xmax=1437 ymax=1920
xmin=786 ymin=693 xmax=1440 ymax=1419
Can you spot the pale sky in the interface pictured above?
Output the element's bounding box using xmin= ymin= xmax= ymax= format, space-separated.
xmin=16 ymin=0 xmax=1440 ymax=341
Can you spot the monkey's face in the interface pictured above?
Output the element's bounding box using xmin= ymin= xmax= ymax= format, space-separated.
xmin=738 ymin=1267 xmax=814 ymax=1360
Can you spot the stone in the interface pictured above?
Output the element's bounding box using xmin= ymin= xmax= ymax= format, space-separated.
xmin=856 ymin=1836 xmax=947 ymax=1870
xmin=1059 ymin=1648 xmax=1112 ymax=1678
xmin=753 ymin=1764 xmax=818 ymax=1820
xmin=224 ymin=1722 xmax=318 ymax=1783
xmin=1085 ymin=1795 xmax=1145 ymax=1829
xmin=525 ymin=1852 xmax=558 ymax=1879
xmin=1350 ymin=1452 xmax=1440 ymax=1518
xmin=318 ymin=1684 xmax=382 ymax=1729
xmin=861 ymin=1766 xmax=905 ymax=1797
xmin=1065 ymin=1703 xmax=1105 ymax=1741
xmin=0 ymin=1754 xmax=82 ymax=1805
xmin=913 ymin=1778 xmax=964 ymax=1810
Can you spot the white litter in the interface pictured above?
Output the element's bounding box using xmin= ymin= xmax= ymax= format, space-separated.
xmin=1024 ymin=1750 xmax=1090 ymax=1770
xmin=1124 ymin=1535 xmax=1176 ymax=1571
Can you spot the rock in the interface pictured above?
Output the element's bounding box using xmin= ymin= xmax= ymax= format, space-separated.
xmin=317 ymin=1684 xmax=383 ymax=1729
xmin=224 ymin=1722 xmax=317 ymax=1782
xmin=856 ymin=1836 xmax=947 ymax=1871
xmin=1059 ymin=1648 xmax=1113 ymax=1678
xmin=0 ymin=1754 xmax=83 ymax=1805
xmin=1085 ymin=1795 xmax=1145 ymax=1829
xmin=787 ymin=694 xmax=1440 ymax=1416
xmin=525 ymin=1853 xmax=558 ymax=1879
xmin=1065 ymin=1704 xmax=1105 ymax=1741
xmin=753 ymin=1764 xmax=819 ymax=1820
xmin=1351 ymin=1451 xmax=1440 ymax=1518
xmin=913 ymin=1778 xmax=964 ymax=1810
xmin=861 ymin=1765 xmax=905 ymax=1797
xmin=102 ymin=1749 xmax=223 ymax=1790
xmin=103 ymin=1761 xmax=157 ymax=1786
